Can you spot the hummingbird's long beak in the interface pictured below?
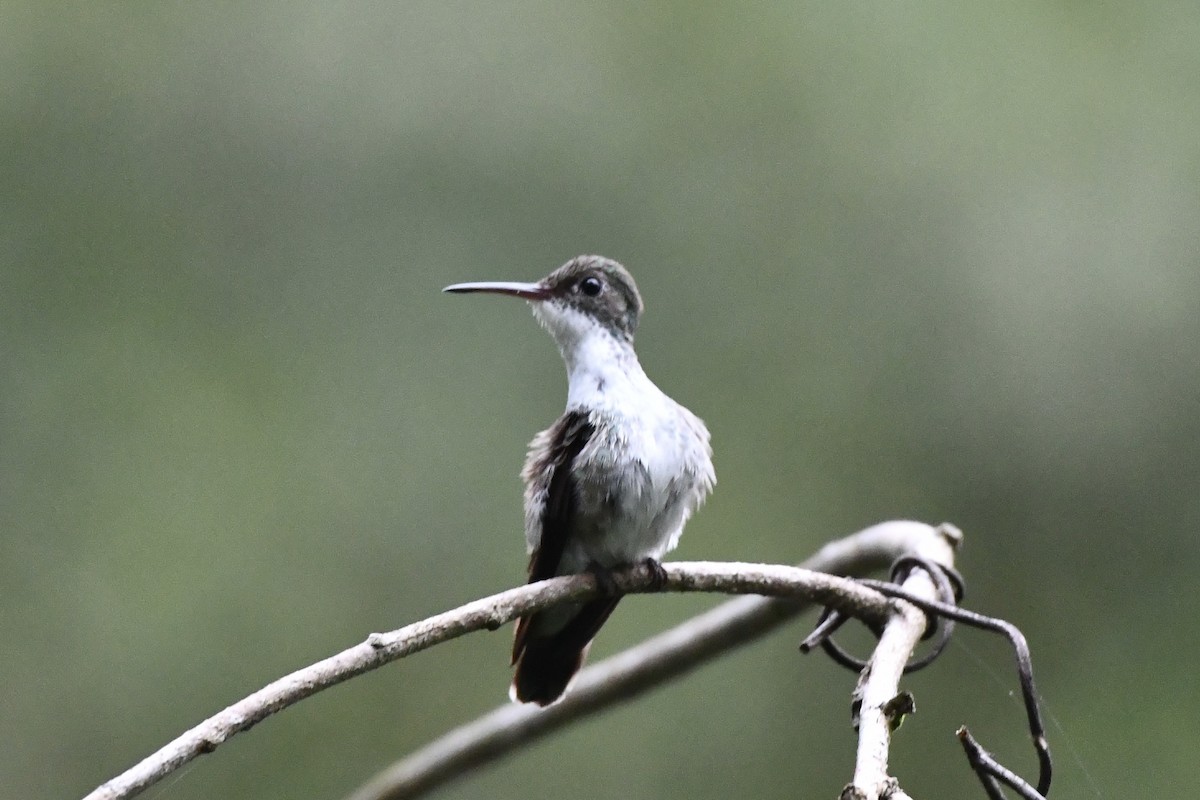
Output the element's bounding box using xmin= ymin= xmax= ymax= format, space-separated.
xmin=442 ymin=281 xmax=549 ymax=300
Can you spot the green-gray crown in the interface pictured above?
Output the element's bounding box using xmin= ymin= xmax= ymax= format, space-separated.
xmin=541 ymin=255 xmax=644 ymax=341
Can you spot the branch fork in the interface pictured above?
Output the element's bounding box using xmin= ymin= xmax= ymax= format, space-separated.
xmin=85 ymin=521 xmax=1049 ymax=800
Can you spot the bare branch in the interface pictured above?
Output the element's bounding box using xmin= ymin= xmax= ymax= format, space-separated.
xmin=345 ymin=520 xmax=960 ymax=800
xmin=83 ymin=520 xmax=958 ymax=800
xmin=857 ymin=581 xmax=1052 ymax=796
xmin=958 ymin=727 xmax=1046 ymax=800
xmin=844 ymin=562 xmax=941 ymax=799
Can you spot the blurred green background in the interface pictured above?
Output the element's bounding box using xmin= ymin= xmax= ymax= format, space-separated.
xmin=3 ymin=3 xmax=1196 ymax=799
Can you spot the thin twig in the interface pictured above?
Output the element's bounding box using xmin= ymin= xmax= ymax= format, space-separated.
xmin=857 ymin=581 xmax=1052 ymax=796
xmin=804 ymin=557 xmax=960 ymax=674
xmin=345 ymin=521 xmax=961 ymax=800
xmin=84 ymin=520 xmax=958 ymax=800
xmin=958 ymin=727 xmax=1047 ymax=800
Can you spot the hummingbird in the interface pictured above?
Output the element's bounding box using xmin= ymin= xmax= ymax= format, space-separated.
xmin=444 ymin=255 xmax=715 ymax=706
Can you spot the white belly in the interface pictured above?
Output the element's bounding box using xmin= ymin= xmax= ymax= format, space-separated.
xmin=558 ymin=404 xmax=713 ymax=573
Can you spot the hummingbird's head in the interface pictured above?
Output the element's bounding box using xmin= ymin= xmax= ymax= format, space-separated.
xmin=536 ymin=256 xmax=643 ymax=344
xmin=444 ymin=255 xmax=645 ymax=348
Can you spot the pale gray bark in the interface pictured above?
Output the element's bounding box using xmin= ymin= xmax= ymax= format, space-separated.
xmin=83 ymin=520 xmax=959 ymax=800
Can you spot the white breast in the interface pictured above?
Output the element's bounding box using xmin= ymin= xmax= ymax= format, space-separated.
xmin=561 ymin=381 xmax=714 ymax=572
xmin=536 ymin=313 xmax=715 ymax=573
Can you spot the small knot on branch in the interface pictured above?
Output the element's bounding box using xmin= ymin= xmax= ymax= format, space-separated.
xmin=882 ymin=692 xmax=915 ymax=731
xmin=937 ymin=522 xmax=964 ymax=548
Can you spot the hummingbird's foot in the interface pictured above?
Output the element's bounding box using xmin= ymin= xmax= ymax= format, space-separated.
xmin=641 ymin=557 xmax=668 ymax=591
xmin=586 ymin=563 xmax=620 ymax=597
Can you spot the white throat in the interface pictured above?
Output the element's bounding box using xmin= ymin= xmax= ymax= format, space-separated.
xmin=532 ymin=302 xmax=651 ymax=411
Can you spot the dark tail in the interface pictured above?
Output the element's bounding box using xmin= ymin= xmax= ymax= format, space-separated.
xmin=511 ymin=597 xmax=621 ymax=706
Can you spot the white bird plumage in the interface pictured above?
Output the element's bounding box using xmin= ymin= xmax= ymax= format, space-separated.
xmin=445 ymin=255 xmax=715 ymax=705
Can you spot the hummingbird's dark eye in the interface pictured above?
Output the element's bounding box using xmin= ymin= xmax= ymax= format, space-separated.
xmin=579 ymin=276 xmax=603 ymax=297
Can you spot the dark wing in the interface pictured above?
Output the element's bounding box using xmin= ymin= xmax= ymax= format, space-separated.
xmin=526 ymin=410 xmax=594 ymax=583
xmin=511 ymin=410 xmax=594 ymax=662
